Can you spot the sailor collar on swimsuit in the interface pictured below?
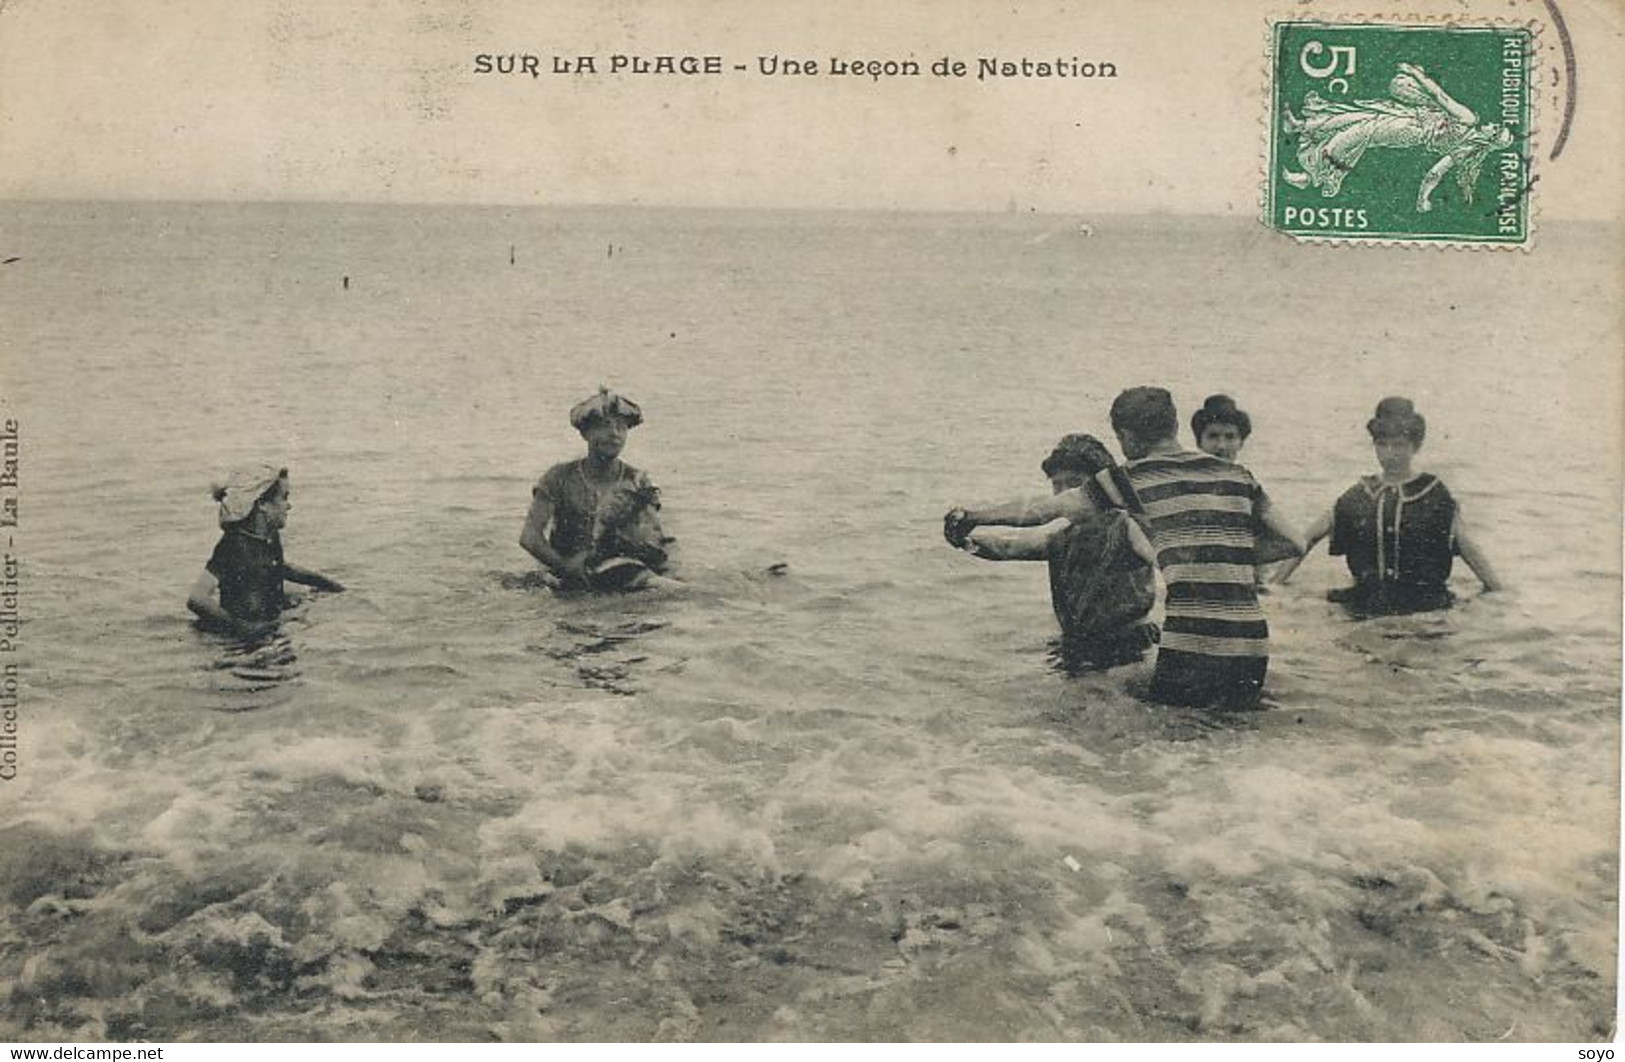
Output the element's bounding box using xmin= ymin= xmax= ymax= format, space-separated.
xmin=1360 ymin=472 xmax=1441 ymax=502
xmin=226 ymin=526 xmax=280 ymax=546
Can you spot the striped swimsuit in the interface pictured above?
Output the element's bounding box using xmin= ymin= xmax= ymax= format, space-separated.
xmin=1102 ymin=450 xmax=1270 ymax=706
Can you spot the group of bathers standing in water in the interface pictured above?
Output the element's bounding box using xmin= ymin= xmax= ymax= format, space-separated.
xmin=187 ymin=385 xmax=1501 ymax=710
xmin=944 ymin=388 xmax=1503 ymax=708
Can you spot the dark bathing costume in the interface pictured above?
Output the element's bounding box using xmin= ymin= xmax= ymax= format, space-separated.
xmin=1046 ymin=509 xmax=1159 ymax=667
xmin=532 ymin=459 xmax=652 ymax=559
xmin=207 ymin=527 xmax=287 ymax=622
xmin=1329 ymin=473 xmax=1458 ymax=615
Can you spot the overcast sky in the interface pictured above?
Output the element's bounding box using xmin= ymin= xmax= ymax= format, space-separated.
xmin=1 ymin=0 xmax=1621 ymax=217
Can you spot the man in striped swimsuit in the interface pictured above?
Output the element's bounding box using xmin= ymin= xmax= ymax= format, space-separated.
xmin=945 ymin=387 xmax=1304 ymax=708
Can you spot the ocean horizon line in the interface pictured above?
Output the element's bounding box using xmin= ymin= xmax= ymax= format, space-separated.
xmin=4 ymin=197 xmax=1616 ymax=232
xmin=0 ymin=194 xmax=1230 ymax=218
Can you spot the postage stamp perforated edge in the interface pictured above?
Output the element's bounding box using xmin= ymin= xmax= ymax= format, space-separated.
xmin=1259 ymin=13 xmax=1543 ymax=251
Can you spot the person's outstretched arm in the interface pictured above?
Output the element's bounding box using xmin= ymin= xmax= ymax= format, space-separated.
xmin=1453 ymin=513 xmax=1505 ymax=591
xmin=1272 ymin=509 xmax=1332 ymax=583
xmin=961 ymin=523 xmax=1061 ymax=561
xmin=944 ymin=488 xmax=1092 ymax=545
xmin=282 ymin=563 xmax=345 ymax=592
xmin=1257 ymin=496 xmax=1307 ymax=559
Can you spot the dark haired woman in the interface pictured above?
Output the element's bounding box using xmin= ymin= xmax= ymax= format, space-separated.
xmin=1191 ymin=394 xmax=1251 ymax=463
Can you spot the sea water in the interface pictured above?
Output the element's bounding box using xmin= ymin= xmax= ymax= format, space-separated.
xmin=0 ymin=201 xmax=1617 ymax=1040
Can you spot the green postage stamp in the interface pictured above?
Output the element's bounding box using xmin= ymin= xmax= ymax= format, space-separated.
xmin=1266 ymin=20 xmax=1534 ymax=245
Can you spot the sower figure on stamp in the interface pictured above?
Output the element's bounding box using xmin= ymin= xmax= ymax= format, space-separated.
xmin=1274 ymin=397 xmax=1503 ymax=616
xmin=947 ymin=388 xmax=1304 ymax=709
xmin=944 ymin=433 xmax=1160 ymax=671
xmin=520 ymin=387 xmax=675 ymax=592
xmin=1283 ymin=63 xmax=1514 ymax=212
xmin=187 ymin=465 xmax=345 ymax=638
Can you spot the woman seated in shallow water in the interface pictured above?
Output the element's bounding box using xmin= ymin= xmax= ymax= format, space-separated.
xmin=1274 ymin=397 xmax=1503 ymax=615
xmin=186 ymin=465 xmax=345 ymax=637
xmin=520 ymin=388 xmax=675 ymax=592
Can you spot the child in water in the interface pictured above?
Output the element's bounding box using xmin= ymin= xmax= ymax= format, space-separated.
xmin=1274 ymin=397 xmax=1503 ymax=615
xmin=186 ymin=465 xmax=345 ymax=636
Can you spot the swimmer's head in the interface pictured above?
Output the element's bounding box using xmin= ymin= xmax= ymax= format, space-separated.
xmin=212 ymin=466 xmax=289 ymax=530
xmin=1366 ymin=396 xmax=1426 ymax=446
xmin=1109 ymin=387 xmax=1178 ymax=459
xmin=1367 ymin=397 xmax=1426 ymax=476
xmin=1041 ymin=434 xmax=1116 ymax=493
xmin=1192 ymin=394 xmax=1251 ymax=462
xmin=570 ymin=387 xmax=642 ymax=462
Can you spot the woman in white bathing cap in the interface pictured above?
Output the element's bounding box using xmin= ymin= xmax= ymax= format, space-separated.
xmin=186 ymin=465 xmax=344 ymax=636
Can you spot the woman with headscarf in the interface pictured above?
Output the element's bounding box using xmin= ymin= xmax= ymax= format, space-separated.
xmin=186 ymin=465 xmax=345 ymax=636
xmin=945 ymin=433 xmax=1160 ymax=669
xmin=520 ymin=388 xmax=674 ymax=591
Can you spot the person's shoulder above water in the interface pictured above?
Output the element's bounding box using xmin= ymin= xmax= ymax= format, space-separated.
xmin=534 ymin=457 xmax=583 ymax=494
xmin=1125 ymin=447 xmax=1264 ymax=494
xmin=207 ymin=523 xmax=282 ymax=574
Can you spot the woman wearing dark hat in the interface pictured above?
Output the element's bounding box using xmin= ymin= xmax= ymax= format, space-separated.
xmin=944 ymin=433 xmax=1159 ymax=669
xmin=186 ymin=465 xmax=345 ymax=636
xmin=520 ymin=387 xmax=673 ymax=591
xmin=1275 ymin=397 xmax=1503 ymax=615
xmin=1191 ymin=394 xmax=1252 ymax=464
xmin=1191 ymin=394 xmax=1299 ymax=570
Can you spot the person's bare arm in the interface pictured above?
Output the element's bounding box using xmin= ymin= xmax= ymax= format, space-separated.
xmin=520 ymin=489 xmax=589 ymax=584
xmin=962 ymin=522 xmax=1065 ymax=561
xmin=1272 ymin=509 xmax=1333 ymax=583
xmin=1257 ymin=496 xmax=1307 ymax=558
xmin=1454 ymin=512 xmax=1505 ymax=592
xmin=282 ymin=563 xmax=345 ymax=592
xmin=1124 ymin=517 xmax=1158 ymax=568
xmin=944 ymin=488 xmax=1093 ymax=546
xmin=1416 ymin=153 xmax=1459 ymax=212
